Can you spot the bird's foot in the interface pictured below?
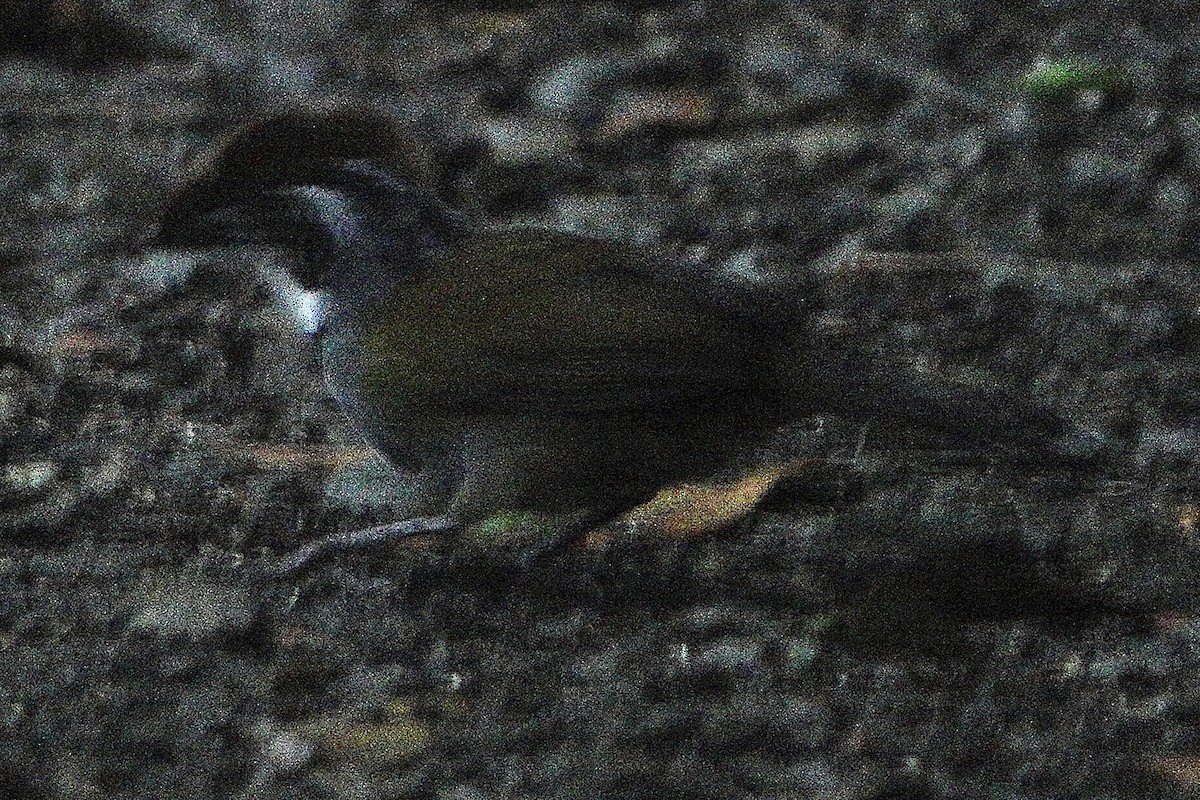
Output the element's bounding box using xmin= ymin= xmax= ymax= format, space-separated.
xmin=267 ymin=514 xmax=458 ymax=577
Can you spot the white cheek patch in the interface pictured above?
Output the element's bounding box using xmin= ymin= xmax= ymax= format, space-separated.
xmin=293 ymin=185 xmax=362 ymax=247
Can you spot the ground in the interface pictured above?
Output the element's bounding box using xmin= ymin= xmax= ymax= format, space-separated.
xmin=3 ymin=2 xmax=1200 ymax=798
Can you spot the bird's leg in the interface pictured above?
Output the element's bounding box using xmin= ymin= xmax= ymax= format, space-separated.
xmin=268 ymin=514 xmax=459 ymax=577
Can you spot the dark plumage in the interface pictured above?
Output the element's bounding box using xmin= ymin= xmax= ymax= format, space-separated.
xmin=152 ymin=108 xmax=1091 ymax=574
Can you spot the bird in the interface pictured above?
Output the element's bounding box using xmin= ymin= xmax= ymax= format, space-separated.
xmin=149 ymin=107 xmax=1094 ymax=575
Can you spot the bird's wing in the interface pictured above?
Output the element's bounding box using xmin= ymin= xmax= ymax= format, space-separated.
xmin=360 ymin=228 xmax=766 ymax=416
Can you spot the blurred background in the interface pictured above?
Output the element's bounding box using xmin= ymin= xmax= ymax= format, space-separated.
xmin=3 ymin=2 xmax=1200 ymax=798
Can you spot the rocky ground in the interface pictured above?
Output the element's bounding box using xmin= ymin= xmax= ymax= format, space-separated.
xmin=4 ymin=1 xmax=1200 ymax=798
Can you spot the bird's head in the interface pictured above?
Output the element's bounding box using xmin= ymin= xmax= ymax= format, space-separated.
xmin=151 ymin=107 xmax=454 ymax=289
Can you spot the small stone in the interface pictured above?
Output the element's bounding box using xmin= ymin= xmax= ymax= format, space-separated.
xmin=2 ymin=461 xmax=58 ymax=493
xmin=126 ymin=573 xmax=255 ymax=641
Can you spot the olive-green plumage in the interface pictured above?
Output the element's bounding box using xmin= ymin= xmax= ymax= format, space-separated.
xmin=152 ymin=108 xmax=804 ymax=540
xmin=345 ymin=225 xmax=796 ymax=518
xmin=150 ymin=107 xmax=1091 ymax=570
xmin=361 ymin=228 xmax=761 ymax=415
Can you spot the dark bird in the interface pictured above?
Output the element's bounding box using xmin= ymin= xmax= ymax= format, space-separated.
xmin=150 ymin=108 xmax=1094 ymax=574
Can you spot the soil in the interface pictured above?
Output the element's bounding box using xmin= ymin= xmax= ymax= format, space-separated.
xmin=4 ymin=2 xmax=1200 ymax=798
